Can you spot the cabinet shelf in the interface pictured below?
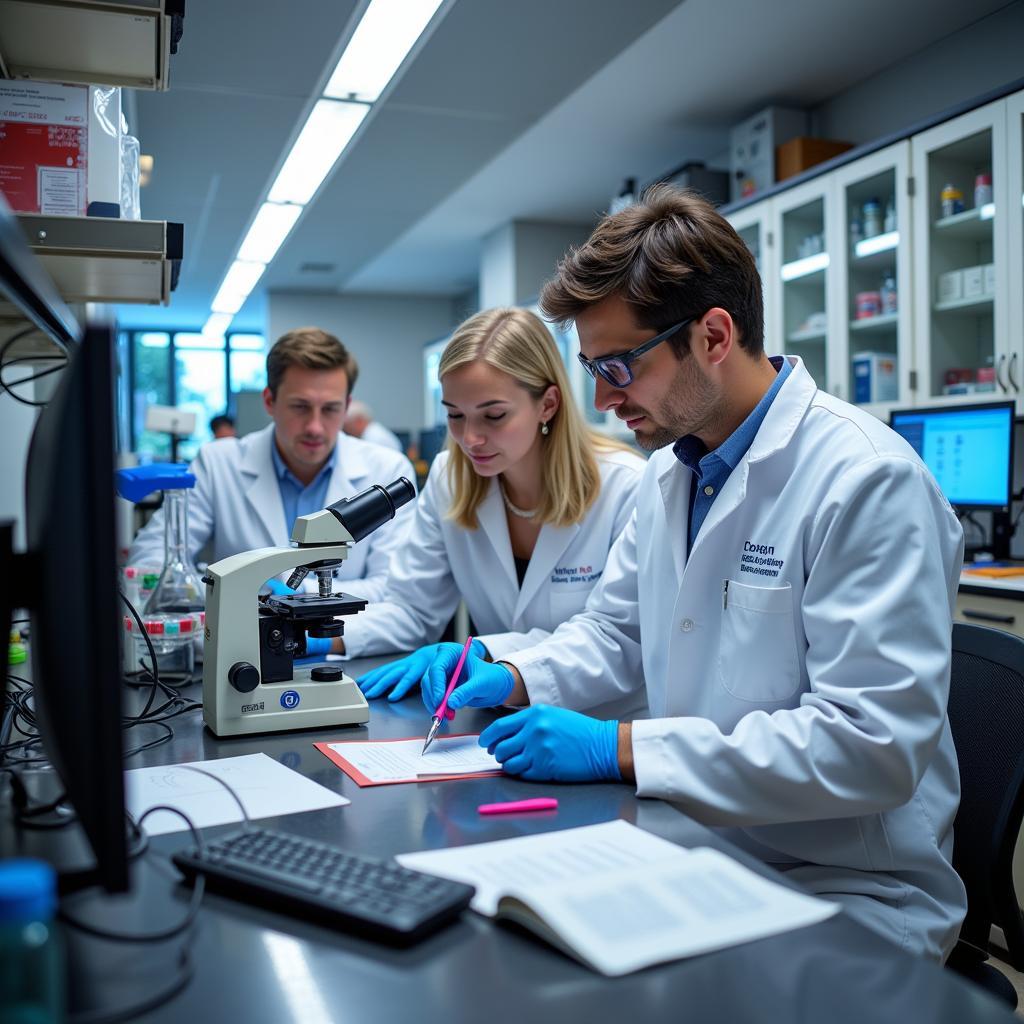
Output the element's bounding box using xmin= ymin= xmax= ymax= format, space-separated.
xmin=787 ymin=328 xmax=827 ymax=344
xmin=0 ymin=0 xmax=184 ymax=91
xmin=932 ymin=205 xmax=995 ymax=240
xmin=849 ymin=313 xmax=899 ymax=332
xmin=15 ymin=214 xmax=183 ymax=305
xmin=933 ymin=295 xmax=994 ymax=315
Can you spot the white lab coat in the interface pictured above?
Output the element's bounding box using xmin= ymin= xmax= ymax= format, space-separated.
xmin=345 ymin=447 xmax=648 ymax=717
xmin=361 ymin=421 xmax=404 ymax=452
xmin=505 ymin=357 xmax=967 ymax=961
xmin=128 ymin=424 xmax=417 ymax=602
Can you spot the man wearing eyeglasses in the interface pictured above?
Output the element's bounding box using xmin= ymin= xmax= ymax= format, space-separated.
xmin=422 ymin=185 xmax=967 ymax=962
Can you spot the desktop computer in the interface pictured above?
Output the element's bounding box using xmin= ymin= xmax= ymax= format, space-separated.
xmin=889 ymin=401 xmax=1016 ymax=560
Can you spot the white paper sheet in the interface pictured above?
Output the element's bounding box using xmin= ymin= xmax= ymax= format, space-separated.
xmin=125 ymin=752 xmax=349 ymax=836
xmin=326 ymin=734 xmax=500 ymax=783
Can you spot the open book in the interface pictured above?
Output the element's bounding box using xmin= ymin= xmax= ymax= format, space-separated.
xmin=397 ymin=820 xmax=837 ymax=976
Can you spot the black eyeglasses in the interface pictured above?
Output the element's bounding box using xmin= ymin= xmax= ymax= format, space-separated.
xmin=577 ymin=318 xmax=693 ymax=388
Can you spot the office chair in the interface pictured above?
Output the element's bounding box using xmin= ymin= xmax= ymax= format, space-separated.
xmin=945 ymin=621 xmax=1024 ymax=1008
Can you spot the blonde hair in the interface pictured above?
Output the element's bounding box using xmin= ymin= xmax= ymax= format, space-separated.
xmin=439 ymin=307 xmax=631 ymax=530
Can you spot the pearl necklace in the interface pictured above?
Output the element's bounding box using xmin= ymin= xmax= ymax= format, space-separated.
xmin=499 ymin=481 xmax=538 ymax=519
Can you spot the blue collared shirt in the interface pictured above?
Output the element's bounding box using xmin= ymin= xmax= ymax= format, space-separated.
xmin=271 ymin=434 xmax=337 ymax=535
xmin=673 ymin=355 xmax=792 ymax=553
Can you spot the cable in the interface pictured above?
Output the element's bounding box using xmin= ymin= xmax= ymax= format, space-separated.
xmin=59 ymin=805 xmax=205 ymax=944
xmin=0 ymin=326 xmax=69 ymax=407
xmin=61 ymin=805 xmax=202 ymax=1022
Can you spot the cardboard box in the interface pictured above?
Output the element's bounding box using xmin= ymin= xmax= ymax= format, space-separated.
xmin=852 ymin=352 xmax=898 ymax=404
xmin=730 ymin=105 xmax=807 ymax=202
xmin=962 ymin=265 xmax=984 ymax=300
xmin=983 ymin=263 xmax=996 ymax=297
xmin=776 ymin=137 xmax=854 ymax=183
xmin=937 ymin=270 xmax=963 ymax=304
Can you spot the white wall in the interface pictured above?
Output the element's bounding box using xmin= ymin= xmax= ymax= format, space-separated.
xmin=0 ymin=394 xmax=38 ymax=551
xmin=811 ymin=3 xmax=1024 ymax=144
xmin=481 ymin=220 xmax=593 ymax=309
xmin=266 ymin=291 xmax=459 ymax=432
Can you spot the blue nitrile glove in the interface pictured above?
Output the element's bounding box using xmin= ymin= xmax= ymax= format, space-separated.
xmin=264 ymin=577 xmax=293 ymax=596
xmin=479 ymin=706 xmax=620 ymax=782
xmin=358 ymin=640 xmax=486 ymax=703
xmin=304 ymin=635 xmax=332 ymax=657
xmin=421 ymin=647 xmax=513 ymax=716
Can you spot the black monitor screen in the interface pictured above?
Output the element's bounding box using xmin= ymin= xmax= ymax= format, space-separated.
xmin=889 ymin=401 xmax=1015 ymax=511
xmin=22 ymin=321 xmax=127 ymax=892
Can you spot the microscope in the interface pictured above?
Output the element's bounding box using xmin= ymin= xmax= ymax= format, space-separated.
xmin=202 ymin=478 xmax=415 ymax=737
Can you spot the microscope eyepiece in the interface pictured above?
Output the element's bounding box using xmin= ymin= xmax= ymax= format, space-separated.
xmin=326 ymin=477 xmax=415 ymax=542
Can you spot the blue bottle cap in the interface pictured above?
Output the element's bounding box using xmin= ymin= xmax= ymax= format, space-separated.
xmin=115 ymin=464 xmax=196 ymax=503
xmin=0 ymin=860 xmax=57 ymax=923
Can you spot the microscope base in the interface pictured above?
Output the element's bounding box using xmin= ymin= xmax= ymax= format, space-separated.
xmin=204 ymin=671 xmax=370 ymax=737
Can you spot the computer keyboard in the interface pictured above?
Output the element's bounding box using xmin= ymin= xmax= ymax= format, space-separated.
xmin=172 ymin=827 xmax=475 ymax=945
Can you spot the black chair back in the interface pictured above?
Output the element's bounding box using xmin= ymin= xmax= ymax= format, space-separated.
xmin=948 ymin=622 xmax=1024 ymax=968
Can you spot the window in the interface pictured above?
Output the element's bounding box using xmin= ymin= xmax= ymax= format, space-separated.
xmin=126 ymin=330 xmax=266 ymax=459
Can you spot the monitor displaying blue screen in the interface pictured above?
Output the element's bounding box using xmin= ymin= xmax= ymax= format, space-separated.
xmin=889 ymin=402 xmax=1014 ymax=510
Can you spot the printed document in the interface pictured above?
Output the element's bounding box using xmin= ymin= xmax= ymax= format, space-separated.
xmin=397 ymin=820 xmax=837 ymax=976
xmin=316 ymin=734 xmax=501 ymax=786
xmin=125 ymin=752 xmax=349 ymax=835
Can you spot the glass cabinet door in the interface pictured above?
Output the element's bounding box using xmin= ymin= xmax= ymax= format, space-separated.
xmin=727 ymin=198 xmax=775 ymax=356
xmin=912 ymin=100 xmax=1009 ymax=404
xmin=833 ymin=141 xmax=912 ymax=411
xmin=1007 ymin=92 xmax=1024 ymax=407
xmin=773 ymin=179 xmax=837 ymax=392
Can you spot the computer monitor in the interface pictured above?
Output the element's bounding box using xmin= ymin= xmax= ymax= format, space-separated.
xmin=2 ymin=320 xmax=128 ymax=892
xmin=889 ymin=401 xmax=1015 ymax=512
xmin=418 ymin=423 xmax=449 ymax=466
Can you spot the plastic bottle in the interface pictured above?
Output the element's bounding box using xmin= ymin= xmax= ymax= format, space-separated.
xmin=880 ymin=272 xmax=898 ymax=314
xmin=862 ymin=198 xmax=882 ymax=237
xmin=940 ymin=183 xmax=964 ymax=218
xmin=883 ymin=198 xmax=896 ymax=233
xmin=0 ymin=860 xmax=63 ymax=1023
xmin=974 ymin=171 xmax=993 ymax=208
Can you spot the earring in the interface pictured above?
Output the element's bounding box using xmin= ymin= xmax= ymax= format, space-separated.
xmin=541 ymin=422 xmax=550 ymax=436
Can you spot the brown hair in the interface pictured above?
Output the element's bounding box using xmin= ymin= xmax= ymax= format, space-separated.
xmin=266 ymin=327 xmax=359 ymax=397
xmin=540 ymin=184 xmax=764 ymax=357
xmin=439 ymin=308 xmax=633 ymax=530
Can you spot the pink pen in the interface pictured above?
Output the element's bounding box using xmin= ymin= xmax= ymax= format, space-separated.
xmin=421 ymin=635 xmax=474 ymax=755
xmin=477 ymin=798 xmax=559 ymax=815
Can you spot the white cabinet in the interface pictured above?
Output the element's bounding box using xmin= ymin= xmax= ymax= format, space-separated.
xmin=771 ymin=177 xmax=838 ymax=395
xmin=726 ymin=89 xmax=1024 ymax=419
xmin=728 ymin=198 xmax=775 ymax=353
xmin=1006 ymin=92 xmax=1024 ymax=403
xmin=832 ymin=142 xmax=913 ymax=414
xmin=911 ymin=101 xmax=1009 ymax=407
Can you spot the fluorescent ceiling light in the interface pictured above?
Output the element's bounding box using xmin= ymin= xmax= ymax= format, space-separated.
xmin=268 ymin=100 xmax=368 ymax=205
xmin=781 ymin=252 xmax=830 ymax=282
xmin=202 ymin=312 xmax=233 ymax=340
xmin=980 ymin=202 xmax=995 ymax=220
xmin=238 ymin=202 xmax=304 ymax=264
xmin=324 ymin=0 xmax=445 ymax=102
xmin=211 ymin=260 xmax=267 ymax=315
xmin=854 ymin=231 xmax=899 ymax=259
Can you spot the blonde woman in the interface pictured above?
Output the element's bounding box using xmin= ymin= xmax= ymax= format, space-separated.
xmin=350 ymin=307 xmax=645 ymax=713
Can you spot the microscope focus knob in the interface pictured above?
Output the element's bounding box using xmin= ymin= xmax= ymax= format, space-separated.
xmin=229 ymin=661 xmax=260 ymax=694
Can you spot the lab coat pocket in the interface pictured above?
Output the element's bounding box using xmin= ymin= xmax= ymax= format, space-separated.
xmin=718 ymin=579 xmax=800 ymax=702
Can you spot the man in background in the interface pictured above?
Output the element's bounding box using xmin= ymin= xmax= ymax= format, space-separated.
xmin=344 ymin=399 xmax=404 ymax=453
xmin=130 ymin=327 xmax=415 ymax=602
xmin=209 ymin=413 xmax=236 ymax=439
